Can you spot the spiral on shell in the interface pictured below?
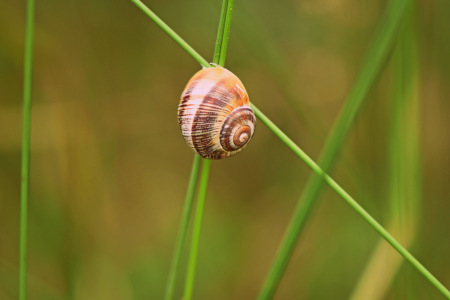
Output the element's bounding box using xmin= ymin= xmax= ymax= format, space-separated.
xmin=178 ymin=66 xmax=255 ymax=159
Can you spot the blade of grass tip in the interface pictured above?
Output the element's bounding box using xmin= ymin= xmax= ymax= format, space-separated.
xmin=257 ymin=0 xmax=415 ymax=298
xmin=251 ymin=104 xmax=450 ymax=299
xmin=164 ymin=155 xmax=202 ymax=300
xmin=130 ymin=0 xmax=210 ymax=68
xmin=19 ymin=0 xmax=36 ymax=299
xmin=183 ymin=159 xmax=211 ymax=300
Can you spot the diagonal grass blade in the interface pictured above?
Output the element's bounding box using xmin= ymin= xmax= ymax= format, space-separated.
xmin=257 ymin=0 xmax=418 ymax=298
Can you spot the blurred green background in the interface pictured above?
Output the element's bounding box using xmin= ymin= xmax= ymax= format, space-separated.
xmin=1 ymin=0 xmax=449 ymax=299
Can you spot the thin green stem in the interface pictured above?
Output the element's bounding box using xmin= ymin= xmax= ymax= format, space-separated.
xmin=164 ymin=155 xmax=202 ymax=300
xmin=251 ymin=104 xmax=450 ymax=299
xmin=218 ymin=0 xmax=235 ymax=67
xmin=19 ymin=0 xmax=34 ymax=300
xmin=213 ymin=0 xmax=229 ymax=64
xmin=19 ymin=0 xmax=35 ymax=299
xmin=131 ymin=0 xmax=209 ymax=68
xmin=183 ymin=159 xmax=211 ymax=300
xmin=258 ymin=0 xmax=415 ymax=298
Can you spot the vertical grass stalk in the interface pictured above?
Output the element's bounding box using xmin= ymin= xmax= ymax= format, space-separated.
xmin=19 ymin=0 xmax=36 ymax=299
xmin=183 ymin=1 xmax=235 ymax=298
xmin=163 ymin=0 xmax=235 ymax=298
xmin=184 ymin=0 xmax=234 ymax=300
xmin=183 ymin=159 xmax=211 ymax=300
xmin=218 ymin=0 xmax=234 ymax=67
xmin=258 ymin=0 xmax=414 ymax=298
xmin=213 ymin=0 xmax=229 ymax=64
xmin=164 ymin=155 xmax=202 ymax=300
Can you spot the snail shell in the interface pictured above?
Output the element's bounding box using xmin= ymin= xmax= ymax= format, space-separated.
xmin=178 ymin=66 xmax=255 ymax=159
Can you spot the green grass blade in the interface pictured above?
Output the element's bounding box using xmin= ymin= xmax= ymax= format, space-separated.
xmin=164 ymin=155 xmax=202 ymax=300
xmin=218 ymin=0 xmax=234 ymax=66
xmin=251 ymin=104 xmax=450 ymax=299
xmin=183 ymin=159 xmax=211 ymax=300
xmin=131 ymin=0 xmax=209 ymax=68
xmin=213 ymin=0 xmax=229 ymax=64
xmin=19 ymin=0 xmax=36 ymax=299
xmin=257 ymin=0 xmax=415 ymax=298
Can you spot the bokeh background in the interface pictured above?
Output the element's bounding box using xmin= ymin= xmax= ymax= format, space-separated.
xmin=1 ymin=0 xmax=449 ymax=299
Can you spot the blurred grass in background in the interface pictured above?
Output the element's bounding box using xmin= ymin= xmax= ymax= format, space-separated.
xmin=1 ymin=0 xmax=450 ymax=299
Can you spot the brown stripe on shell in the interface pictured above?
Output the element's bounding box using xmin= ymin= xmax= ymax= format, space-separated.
xmin=191 ymin=78 xmax=231 ymax=158
xmin=180 ymin=74 xmax=203 ymax=105
xmin=178 ymin=72 xmax=205 ymax=124
xmin=177 ymin=94 xmax=190 ymax=127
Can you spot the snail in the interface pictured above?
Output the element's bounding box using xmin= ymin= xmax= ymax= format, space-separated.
xmin=178 ymin=66 xmax=255 ymax=159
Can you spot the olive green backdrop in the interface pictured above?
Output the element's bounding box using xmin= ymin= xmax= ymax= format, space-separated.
xmin=1 ymin=0 xmax=449 ymax=299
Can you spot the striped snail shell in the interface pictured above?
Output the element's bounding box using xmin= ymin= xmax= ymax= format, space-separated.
xmin=178 ymin=66 xmax=256 ymax=159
